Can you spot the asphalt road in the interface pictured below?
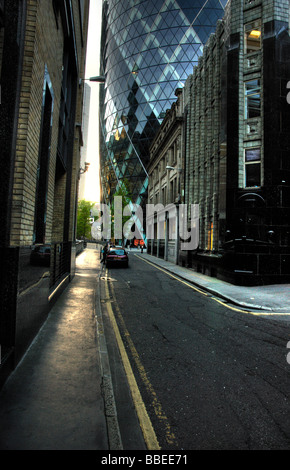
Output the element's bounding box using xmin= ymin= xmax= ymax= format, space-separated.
xmin=100 ymin=252 xmax=290 ymax=450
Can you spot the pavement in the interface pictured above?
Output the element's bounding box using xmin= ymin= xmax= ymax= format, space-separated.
xmin=0 ymin=245 xmax=110 ymax=451
xmin=138 ymin=250 xmax=290 ymax=314
xmin=0 ymin=244 xmax=289 ymax=451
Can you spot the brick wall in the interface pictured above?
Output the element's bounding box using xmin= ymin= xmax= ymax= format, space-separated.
xmin=9 ymin=0 xmax=89 ymax=247
xmin=0 ymin=0 xmax=90 ymax=384
xmin=10 ymin=0 xmax=64 ymax=246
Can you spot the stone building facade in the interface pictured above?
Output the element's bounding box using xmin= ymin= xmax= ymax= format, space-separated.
xmin=0 ymin=0 xmax=90 ymax=386
xmin=148 ymin=0 xmax=290 ymax=285
xmin=147 ymin=89 xmax=185 ymax=264
xmin=183 ymin=19 xmax=226 ymax=267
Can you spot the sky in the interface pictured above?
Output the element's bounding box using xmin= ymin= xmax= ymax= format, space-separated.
xmin=82 ymin=0 xmax=103 ymax=202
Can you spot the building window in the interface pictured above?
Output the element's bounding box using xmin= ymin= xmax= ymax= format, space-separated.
xmin=34 ymin=67 xmax=54 ymax=243
xmin=245 ymin=79 xmax=260 ymax=119
xmin=245 ymin=21 xmax=261 ymax=54
xmin=58 ymin=44 xmax=75 ymax=170
xmin=245 ymin=148 xmax=261 ymax=187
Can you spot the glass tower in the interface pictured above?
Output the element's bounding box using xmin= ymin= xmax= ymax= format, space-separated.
xmin=99 ymin=0 xmax=227 ymax=208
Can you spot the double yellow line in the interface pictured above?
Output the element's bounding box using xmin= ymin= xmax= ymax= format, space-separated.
xmin=103 ymin=274 xmax=178 ymax=450
xmin=102 ymin=255 xmax=289 ymax=450
xmin=136 ymin=255 xmax=290 ymax=317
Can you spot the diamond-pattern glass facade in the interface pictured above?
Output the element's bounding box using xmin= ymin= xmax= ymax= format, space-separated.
xmin=99 ymin=0 xmax=226 ymax=206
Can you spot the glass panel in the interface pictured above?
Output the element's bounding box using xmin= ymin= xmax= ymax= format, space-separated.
xmin=245 ymin=80 xmax=260 ymax=119
xmin=245 ymin=148 xmax=261 ymax=162
xmin=247 ymin=94 xmax=260 ymax=118
xmin=245 ymin=21 xmax=261 ymax=54
xmin=245 ymin=79 xmax=260 ymax=95
xmin=100 ymin=0 xmax=226 ymax=205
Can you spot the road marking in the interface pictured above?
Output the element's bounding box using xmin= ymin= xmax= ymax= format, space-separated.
xmin=213 ymin=298 xmax=290 ymax=316
xmin=109 ymin=283 xmax=178 ymax=448
xmin=103 ymin=274 xmax=163 ymax=450
xmin=135 ymin=255 xmax=209 ymax=296
xmin=135 ymin=255 xmax=290 ymax=317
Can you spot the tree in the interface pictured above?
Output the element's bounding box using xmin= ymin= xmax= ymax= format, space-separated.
xmin=111 ymin=179 xmax=132 ymax=244
xmin=77 ymin=199 xmax=94 ymax=239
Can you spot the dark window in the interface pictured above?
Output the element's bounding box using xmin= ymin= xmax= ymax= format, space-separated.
xmin=245 ymin=148 xmax=261 ymax=187
xmin=57 ymin=45 xmax=74 ymax=170
xmin=34 ymin=69 xmax=54 ymax=243
xmin=52 ymin=0 xmax=60 ymax=29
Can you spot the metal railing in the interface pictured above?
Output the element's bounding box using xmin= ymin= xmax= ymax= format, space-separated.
xmin=50 ymin=241 xmax=71 ymax=289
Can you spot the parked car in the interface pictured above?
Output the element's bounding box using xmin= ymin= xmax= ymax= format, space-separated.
xmin=30 ymin=244 xmax=51 ymax=266
xmin=106 ymin=247 xmax=129 ymax=268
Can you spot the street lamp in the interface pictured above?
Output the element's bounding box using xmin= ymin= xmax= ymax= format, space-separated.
xmin=79 ymin=75 xmax=106 ymax=86
xmin=87 ymin=75 xmax=106 ymax=82
xmin=79 ymin=162 xmax=90 ymax=175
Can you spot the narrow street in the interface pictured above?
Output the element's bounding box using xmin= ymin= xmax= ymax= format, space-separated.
xmin=1 ymin=245 xmax=289 ymax=453
xmin=2 ymin=0 xmax=290 ymax=458
xmin=100 ymin=250 xmax=290 ymax=450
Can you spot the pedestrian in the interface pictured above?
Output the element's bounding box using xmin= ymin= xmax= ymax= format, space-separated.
xmin=104 ymin=242 xmax=110 ymax=262
xmin=101 ymin=242 xmax=109 ymax=264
